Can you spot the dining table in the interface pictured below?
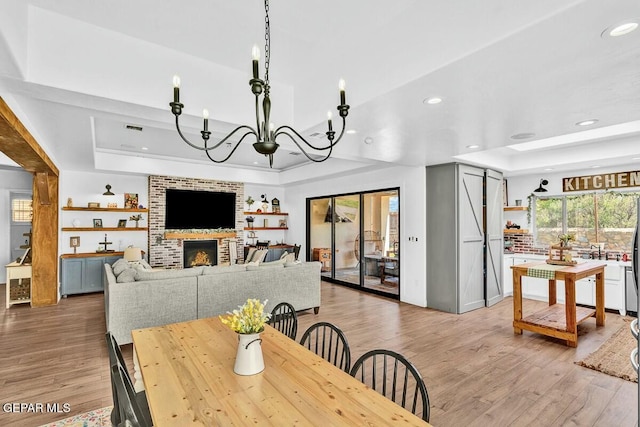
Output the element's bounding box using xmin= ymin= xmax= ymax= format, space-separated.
xmin=131 ymin=317 xmax=430 ymax=426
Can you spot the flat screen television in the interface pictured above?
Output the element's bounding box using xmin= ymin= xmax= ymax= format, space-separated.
xmin=165 ymin=189 xmax=236 ymax=229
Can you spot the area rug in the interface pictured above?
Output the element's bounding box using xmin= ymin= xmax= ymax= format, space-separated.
xmin=38 ymin=406 xmax=112 ymax=427
xmin=576 ymin=319 xmax=638 ymax=383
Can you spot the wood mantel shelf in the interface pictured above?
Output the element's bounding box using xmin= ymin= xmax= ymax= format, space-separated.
xmin=164 ymin=231 xmax=237 ymax=240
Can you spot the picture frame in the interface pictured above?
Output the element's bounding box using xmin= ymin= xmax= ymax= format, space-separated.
xmin=124 ymin=193 xmax=139 ymax=209
xmin=117 ymin=219 xmax=127 ymax=228
xmin=88 ymin=202 xmax=101 ymax=208
xmin=93 ymin=218 xmax=103 ymax=228
xmin=70 ymin=236 xmax=80 ymax=254
xmin=279 ymin=219 xmax=287 ymax=228
xmin=107 ymin=202 xmax=118 ymax=208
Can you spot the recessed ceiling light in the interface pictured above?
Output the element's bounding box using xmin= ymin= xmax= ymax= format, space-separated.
xmin=576 ymin=119 xmax=598 ymax=126
xmin=364 ymin=137 xmax=374 ymax=145
xmin=346 ymin=129 xmax=357 ymax=134
xmin=591 ymin=165 xmax=601 ymax=169
xmin=633 ymin=157 xmax=640 ymax=160
xmin=510 ymin=132 xmax=536 ymax=140
xmin=423 ymin=97 xmax=442 ymax=105
xmin=605 ymin=21 xmax=639 ymax=37
xmin=253 ymin=161 xmax=259 ymax=165
xmin=466 ymin=144 xmax=479 ymax=149
xmin=544 ymin=168 xmax=554 ymax=171
xmin=141 ymin=146 xmax=148 ymax=151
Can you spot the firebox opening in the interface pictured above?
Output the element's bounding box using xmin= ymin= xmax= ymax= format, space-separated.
xmin=183 ymin=240 xmax=217 ymax=268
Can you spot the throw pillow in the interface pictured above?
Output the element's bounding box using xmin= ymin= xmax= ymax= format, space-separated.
xmin=260 ymin=259 xmax=286 ymax=267
xmin=139 ymin=259 xmax=153 ymax=270
xmin=245 ymin=248 xmax=258 ymax=263
xmin=284 ymin=261 xmax=303 ymax=268
xmin=112 ymin=258 xmax=129 ymax=276
xmin=283 ymin=252 xmax=296 ymax=263
xmin=116 ymin=267 xmax=137 ymax=283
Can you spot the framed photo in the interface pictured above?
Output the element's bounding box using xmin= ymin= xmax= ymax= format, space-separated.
xmin=88 ymin=202 xmax=101 ymax=208
xmin=124 ymin=193 xmax=139 ymax=209
xmin=70 ymin=236 xmax=80 ymax=247
xmin=279 ymin=219 xmax=287 ymax=228
xmin=93 ymin=218 xmax=103 ymax=228
xmin=117 ymin=219 xmax=127 ymax=228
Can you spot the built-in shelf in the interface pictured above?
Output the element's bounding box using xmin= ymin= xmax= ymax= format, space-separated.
xmin=244 ymin=227 xmax=289 ymax=231
xmin=503 ymin=206 xmax=527 ymax=211
xmin=62 ymin=207 xmax=148 ymax=212
xmin=243 ymin=211 xmax=288 ymax=216
xmin=504 ymin=229 xmax=529 ymax=234
xmin=61 ymin=251 xmax=126 ymax=259
xmin=61 ymin=227 xmax=148 ymax=232
xmin=164 ymin=231 xmax=237 ymax=240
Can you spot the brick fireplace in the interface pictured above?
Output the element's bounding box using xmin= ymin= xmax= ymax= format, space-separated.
xmin=183 ymin=240 xmax=218 ymax=267
xmin=148 ymin=175 xmax=244 ymax=268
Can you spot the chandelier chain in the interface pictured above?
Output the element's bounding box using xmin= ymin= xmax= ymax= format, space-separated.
xmin=264 ymin=0 xmax=270 ymax=85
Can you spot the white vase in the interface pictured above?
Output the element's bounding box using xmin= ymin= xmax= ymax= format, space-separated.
xmin=233 ymin=332 xmax=264 ymax=375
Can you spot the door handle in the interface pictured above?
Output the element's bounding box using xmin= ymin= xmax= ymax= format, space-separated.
xmin=631 ymin=348 xmax=638 ymax=373
xmin=631 ymin=319 xmax=639 ymax=340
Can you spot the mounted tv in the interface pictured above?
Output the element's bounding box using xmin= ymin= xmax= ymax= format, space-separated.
xmin=165 ymin=189 xmax=236 ymax=229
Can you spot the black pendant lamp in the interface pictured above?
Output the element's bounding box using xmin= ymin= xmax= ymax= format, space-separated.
xmin=534 ymin=179 xmax=548 ymax=192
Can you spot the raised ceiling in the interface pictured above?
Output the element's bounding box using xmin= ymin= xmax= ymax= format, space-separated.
xmin=0 ymin=0 xmax=639 ymax=185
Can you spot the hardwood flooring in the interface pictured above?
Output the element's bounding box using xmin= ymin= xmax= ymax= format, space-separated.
xmin=0 ymin=282 xmax=637 ymax=426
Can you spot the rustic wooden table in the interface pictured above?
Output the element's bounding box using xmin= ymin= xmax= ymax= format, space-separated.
xmin=511 ymin=261 xmax=606 ymax=347
xmin=132 ymin=317 xmax=430 ymax=426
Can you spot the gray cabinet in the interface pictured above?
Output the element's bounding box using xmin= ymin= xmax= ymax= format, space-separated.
xmin=60 ymin=255 xmax=120 ymax=296
xmin=426 ymin=163 xmax=503 ymax=314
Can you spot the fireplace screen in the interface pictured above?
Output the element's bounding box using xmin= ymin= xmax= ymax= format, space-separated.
xmin=183 ymin=240 xmax=217 ymax=268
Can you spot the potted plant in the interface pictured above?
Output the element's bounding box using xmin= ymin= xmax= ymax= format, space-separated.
xmin=558 ymin=233 xmax=575 ymax=247
xmin=245 ymin=196 xmax=255 ymax=211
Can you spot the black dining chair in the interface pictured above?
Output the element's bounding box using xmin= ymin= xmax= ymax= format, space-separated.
xmin=105 ymin=332 xmax=152 ymax=427
xmin=268 ymin=302 xmax=298 ymax=340
xmin=299 ymin=322 xmax=351 ymax=373
xmin=293 ymin=244 xmax=301 ymax=261
xmin=111 ymin=364 xmax=152 ymax=427
xmin=256 ymin=240 xmax=270 ymax=250
xmin=349 ymin=349 xmax=430 ymax=422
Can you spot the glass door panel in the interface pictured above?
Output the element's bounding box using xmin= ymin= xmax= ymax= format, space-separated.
xmin=333 ymin=195 xmax=361 ymax=286
xmin=362 ymin=191 xmax=399 ymax=296
xmin=309 ymin=198 xmax=333 ymax=277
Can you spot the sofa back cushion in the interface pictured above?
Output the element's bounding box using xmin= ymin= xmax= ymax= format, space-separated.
xmin=135 ymin=266 xmax=204 ymax=281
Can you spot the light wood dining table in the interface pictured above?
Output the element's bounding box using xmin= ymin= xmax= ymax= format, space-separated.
xmin=131 ymin=317 xmax=430 ymax=426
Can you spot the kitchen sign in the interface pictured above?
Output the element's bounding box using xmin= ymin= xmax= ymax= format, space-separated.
xmin=563 ymin=170 xmax=640 ymax=192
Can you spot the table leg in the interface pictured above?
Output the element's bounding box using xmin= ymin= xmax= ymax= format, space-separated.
xmin=548 ymin=279 xmax=557 ymax=306
xmin=595 ymin=270 xmax=605 ymax=326
xmin=513 ymin=269 xmax=523 ymax=335
xmin=132 ymin=346 xmax=145 ymax=392
xmin=564 ymin=277 xmax=577 ymax=347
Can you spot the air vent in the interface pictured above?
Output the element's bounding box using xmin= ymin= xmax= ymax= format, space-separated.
xmin=288 ymin=152 xmax=302 ymax=156
xmin=308 ymin=132 xmax=325 ymax=139
xmin=125 ymin=124 xmax=143 ymax=132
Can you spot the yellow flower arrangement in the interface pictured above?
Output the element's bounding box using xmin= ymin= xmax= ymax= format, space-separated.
xmin=220 ymin=298 xmax=271 ymax=334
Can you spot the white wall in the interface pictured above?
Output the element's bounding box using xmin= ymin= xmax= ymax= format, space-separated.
xmin=59 ymin=170 xmax=148 ymax=255
xmin=0 ymin=168 xmax=33 ymax=283
xmin=284 ymin=165 xmax=427 ymax=307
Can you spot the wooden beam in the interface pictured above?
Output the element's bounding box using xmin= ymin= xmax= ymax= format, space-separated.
xmin=0 ymin=96 xmax=59 ymax=307
xmin=31 ymin=174 xmax=59 ymax=306
xmin=0 ymin=97 xmax=59 ymax=176
xmin=35 ymin=172 xmax=51 ymax=205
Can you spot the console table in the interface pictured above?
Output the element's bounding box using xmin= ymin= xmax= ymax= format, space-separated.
xmin=511 ymin=261 xmax=605 ymax=347
xmin=5 ymin=261 xmax=32 ymax=308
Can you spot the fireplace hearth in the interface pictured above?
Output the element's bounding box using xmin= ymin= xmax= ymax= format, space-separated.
xmin=183 ymin=240 xmax=217 ymax=268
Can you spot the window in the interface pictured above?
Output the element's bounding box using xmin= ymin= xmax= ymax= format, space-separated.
xmin=12 ymin=198 xmax=33 ymax=222
xmin=534 ymin=191 xmax=639 ymax=251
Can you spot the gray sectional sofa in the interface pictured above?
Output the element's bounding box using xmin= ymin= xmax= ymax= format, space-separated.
xmin=104 ymin=260 xmax=322 ymax=344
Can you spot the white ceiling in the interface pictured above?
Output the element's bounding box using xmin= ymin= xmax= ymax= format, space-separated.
xmin=0 ymin=0 xmax=639 ymax=184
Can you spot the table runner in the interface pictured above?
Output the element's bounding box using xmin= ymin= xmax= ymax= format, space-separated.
xmin=526 ymin=264 xmax=566 ymax=279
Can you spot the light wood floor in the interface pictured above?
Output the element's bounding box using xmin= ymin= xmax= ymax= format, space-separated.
xmin=1 ymin=282 xmax=638 ymax=426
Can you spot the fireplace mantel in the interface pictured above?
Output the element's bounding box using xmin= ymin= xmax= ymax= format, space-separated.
xmin=164 ymin=231 xmax=237 ymax=240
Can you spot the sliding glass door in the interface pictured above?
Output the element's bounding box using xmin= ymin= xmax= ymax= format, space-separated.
xmin=307 ymin=188 xmax=399 ymax=298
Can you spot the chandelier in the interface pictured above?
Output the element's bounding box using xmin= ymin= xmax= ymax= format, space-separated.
xmin=169 ymin=0 xmax=350 ymax=168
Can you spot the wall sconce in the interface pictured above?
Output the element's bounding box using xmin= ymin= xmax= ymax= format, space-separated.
xmin=103 ymin=184 xmax=115 ymax=196
xmin=534 ymin=179 xmax=549 ymax=192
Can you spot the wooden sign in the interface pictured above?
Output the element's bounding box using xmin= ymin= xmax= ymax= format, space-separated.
xmin=563 ymin=170 xmax=640 ymax=192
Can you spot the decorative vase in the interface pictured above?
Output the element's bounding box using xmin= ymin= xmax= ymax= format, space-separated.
xmin=135 ymin=221 xmax=139 ymax=228
xmin=233 ymin=332 xmax=264 ymax=375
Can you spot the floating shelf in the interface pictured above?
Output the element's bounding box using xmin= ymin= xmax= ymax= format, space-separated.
xmin=244 ymin=227 xmax=289 ymax=231
xmin=504 ymin=229 xmax=529 ymax=234
xmin=503 ymin=206 xmax=527 ymax=211
xmin=62 ymin=207 xmax=148 ymax=212
xmin=243 ymin=211 xmax=288 ymax=216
